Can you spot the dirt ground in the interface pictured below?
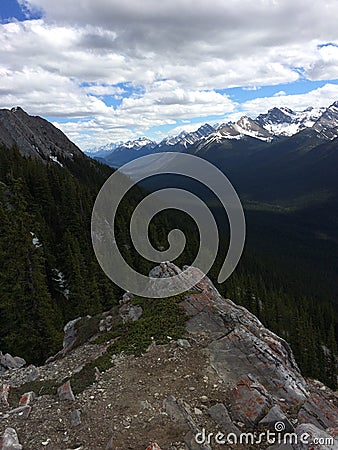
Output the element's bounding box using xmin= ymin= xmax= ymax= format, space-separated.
xmin=1 ymin=336 xmax=240 ymax=450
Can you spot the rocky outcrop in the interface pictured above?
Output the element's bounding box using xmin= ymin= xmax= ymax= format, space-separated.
xmin=0 ymin=353 xmax=26 ymax=374
xmin=62 ymin=317 xmax=82 ymax=354
xmin=1 ymin=262 xmax=337 ymax=449
xmin=150 ymin=263 xmax=338 ymax=449
xmin=118 ymin=292 xmax=143 ymax=323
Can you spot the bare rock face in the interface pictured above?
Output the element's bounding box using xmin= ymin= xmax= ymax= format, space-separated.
xmin=150 ymin=263 xmax=338 ymax=447
xmin=162 ymin=264 xmax=309 ymax=407
xmin=228 ymin=375 xmax=273 ymax=426
xmin=298 ymin=392 xmax=338 ymax=430
xmin=0 ymin=107 xmax=83 ymax=162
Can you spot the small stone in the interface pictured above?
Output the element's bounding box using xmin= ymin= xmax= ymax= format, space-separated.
xmin=200 ymin=396 xmax=208 ymax=403
xmin=0 ymin=384 xmax=10 ymax=407
xmin=105 ymin=436 xmax=115 ymax=450
xmin=120 ymin=292 xmax=133 ymax=304
xmin=194 ymin=407 xmax=203 ymax=415
xmin=8 ymin=405 xmax=31 ymax=419
xmin=177 ymin=339 xmax=191 ymax=348
xmin=19 ymin=391 xmax=35 ymax=406
xmin=0 ymin=427 xmax=23 ymax=449
xmin=145 ymin=443 xmax=162 ymax=450
xmin=70 ymin=410 xmax=81 ymax=427
xmin=57 ymin=380 xmax=75 ymax=401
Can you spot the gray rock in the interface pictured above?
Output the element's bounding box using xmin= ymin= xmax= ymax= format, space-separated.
xmin=24 ymin=365 xmax=40 ymax=383
xmin=294 ymin=423 xmax=338 ymax=449
xmin=228 ymin=375 xmax=273 ymax=426
xmin=13 ymin=357 xmax=26 ymax=368
xmin=70 ymin=409 xmax=81 ymax=427
xmin=163 ymin=396 xmax=189 ymax=428
xmin=0 ymin=384 xmax=10 ymax=407
xmin=120 ymin=292 xmax=134 ymax=304
xmin=184 ymin=430 xmax=212 ymax=450
xmin=105 ymin=436 xmax=115 ymax=450
xmin=259 ymin=404 xmax=294 ymax=432
xmin=177 ymin=339 xmax=191 ymax=348
xmin=0 ymin=427 xmax=22 ymax=450
xmin=119 ymin=303 xmax=143 ymax=323
xmin=207 ymin=403 xmax=240 ymax=436
xmin=63 ymin=317 xmax=81 ymax=353
xmin=298 ymin=393 xmax=338 ymax=430
xmin=161 ymin=263 xmax=309 ymax=405
xmin=0 ymin=352 xmax=25 ymax=370
xmin=57 ymin=380 xmax=75 ymax=401
xmin=19 ymin=391 xmax=35 ymax=406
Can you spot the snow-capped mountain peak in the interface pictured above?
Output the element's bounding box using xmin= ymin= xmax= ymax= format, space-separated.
xmin=312 ymin=101 xmax=338 ymax=139
xmin=159 ymin=123 xmax=215 ymax=148
xmin=256 ymin=106 xmax=327 ymax=136
xmin=122 ymin=136 xmax=157 ymax=150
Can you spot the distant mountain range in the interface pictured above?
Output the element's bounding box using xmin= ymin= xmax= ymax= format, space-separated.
xmin=87 ymin=101 xmax=338 ymax=168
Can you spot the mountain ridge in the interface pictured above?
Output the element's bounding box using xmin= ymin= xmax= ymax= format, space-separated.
xmin=0 ymin=107 xmax=83 ymax=164
xmin=87 ymin=101 xmax=338 ymax=163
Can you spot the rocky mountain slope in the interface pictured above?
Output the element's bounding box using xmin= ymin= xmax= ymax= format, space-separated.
xmin=0 ymin=107 xmax=83 ymax=163
xmin=1 ymin=263 xmax=337 ymax=450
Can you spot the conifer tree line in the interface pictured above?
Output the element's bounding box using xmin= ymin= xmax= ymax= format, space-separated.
xmin=0 ymin=144 xmax=336 ymax=388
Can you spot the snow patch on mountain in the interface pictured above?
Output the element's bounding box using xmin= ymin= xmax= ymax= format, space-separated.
xmin=256 ymin=106 xmax=327 ymax=136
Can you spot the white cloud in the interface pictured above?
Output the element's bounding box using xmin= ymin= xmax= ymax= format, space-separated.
xmin=0 ymin=1 xmax=337 ymax=149
xmin=231 ymin=83 xmax=338 ymax=119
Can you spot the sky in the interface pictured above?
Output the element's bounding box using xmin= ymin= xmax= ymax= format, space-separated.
xmin=1 ymin=1 xmax=338 ymax=150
